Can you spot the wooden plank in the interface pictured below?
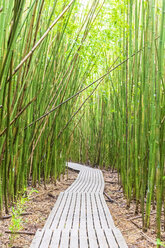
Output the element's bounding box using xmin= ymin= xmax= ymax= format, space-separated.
xmin=104 ymin=229 xmax=118 ymax=248
xmin=79 ymin=229 xmax=88 ymax=248
xmin=40 ymin=229 xmax=52 ymax=248
xmin=86 ymin=193 xmax=94 ymax=229
xmin=91 ymin=194 xmax=101 ymax=228
xmin=85 ymin=170 xmax=93 ymax=192
xmin=95 ymin=229 xmax=108 ymax=248
xmin=57 ymin=193 xmax=72 ymax=229
xmin=67 ymin=162 xmax=88 ymax=171
xmin=70 ymin=170 xmax=86 ymax=192
xmin=67 ymin=162 xmax=81 ymax=171
xmin=93 ymin=170 xmax=102 ymax=193
xmin=93 ymin=170 xmax=99 ymax=192
xmin=74 ymin=170 xmax=87 ymax=192
xmin=30 ymin=229 xmax=44 ymax=248
xmin=95 ymin=193 xmax=108 ymax=229
xmin=72 ymin=193 xmax=81 ymax=229
xmin=112 ymin=228 xmax=128 ymax=248
xmin=88 ymin=228 xmax=98 ymax=248
xmin=67 ymin=162 xmax=86 ymax=171
xmin=50 ymin=193 xmax=69 ymax=229
xmin=100 ymin=172 xmax=105 ymax=193
xmin=66 ymin=162 xmax=88 ymax=193
xmin=66 ymin=172 xmax=81 ymax=192
xmin=92 ymin=171 xmax=99 ymax=193
xmin=77 ymin=169 xmax=89 ymax=192
xmin=65 ymin=193 xmax=77 ymax=229
xmin=70 ymin=229 xmax=78 ymax=248
xmin=88 ymin=170 xmax=95 ymax=193
xmin=99 ymin=193 xmax=115 ymax=228
xmin=49 ymin=229 xmax=61 ymax=248
xmin=44 ymin=192 xmax=64 ymax=229
xmin=60 ymin=229 xmax=70 ymax=248
xmin=80 ymin=193 xmax=86 ymax=229
xmin=85 ymin=170 xmax=93 ymax=193
xmin=97 ymin=171 xmax=103 ymax=193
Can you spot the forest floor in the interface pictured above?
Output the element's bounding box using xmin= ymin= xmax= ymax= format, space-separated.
xmin=0 ymin=167 xmax=164 ymax=248
xmin=0 ymin=169 xmax=78 ymax=248
xmin=103 ymin=169 xmax=165 ymax=248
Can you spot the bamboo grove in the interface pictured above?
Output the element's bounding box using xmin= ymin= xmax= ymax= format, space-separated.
xmin=0 ymin=0 xmax=105 ymax=213
xmin=70 ymin=0 xmax=165 ymax=240
xmin=0 ymin=0 xmax=164 ymax=242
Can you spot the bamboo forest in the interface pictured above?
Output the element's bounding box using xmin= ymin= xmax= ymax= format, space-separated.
xmin=0 ymin=0 xmax=165 ymax=247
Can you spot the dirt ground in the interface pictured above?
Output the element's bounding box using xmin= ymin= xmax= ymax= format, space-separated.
xmin=0 ymin=169 xmax=78 ymax=248
xmin=103 ymin=169 xmax=165 ymax=248
xmin=0 ymin=167 xmax=164 ymax=247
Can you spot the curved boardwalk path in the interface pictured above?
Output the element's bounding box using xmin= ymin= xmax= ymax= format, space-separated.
xmin=31 ymin=162 xmax=128 ymax=248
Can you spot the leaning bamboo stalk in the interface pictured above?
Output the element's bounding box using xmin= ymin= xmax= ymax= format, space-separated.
xmin=9 ymin=0 xmax=75 ymax=80
xmin=0 ymin=97 xmax=36 ymax=137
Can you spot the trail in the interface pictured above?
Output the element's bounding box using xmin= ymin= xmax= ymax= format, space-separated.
xmin=30 ymin=162 xmax=128 ymax=248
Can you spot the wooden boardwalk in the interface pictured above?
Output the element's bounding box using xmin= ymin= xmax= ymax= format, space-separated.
xmin=31 ymin=162 xmax=128 ymax=248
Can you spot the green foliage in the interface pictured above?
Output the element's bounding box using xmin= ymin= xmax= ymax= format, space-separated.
xmin=157 ymin=239 xmax=165 ymax=247
xmin=9 ymin=206 xmax=24 ymax=233
xmin=9 ymin=188 xmax=38 ymax=245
